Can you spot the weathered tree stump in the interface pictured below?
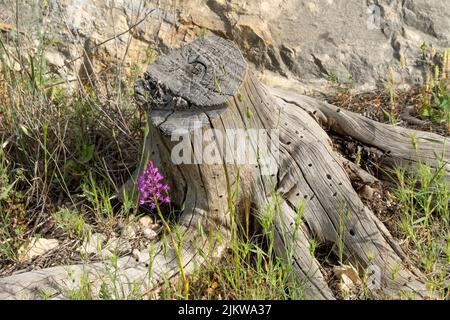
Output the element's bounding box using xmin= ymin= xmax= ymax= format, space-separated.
xmin=1 ymin=35 xmax=449 ymax=299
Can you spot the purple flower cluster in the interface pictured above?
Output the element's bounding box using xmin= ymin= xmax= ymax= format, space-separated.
xmin=137 ymin=161 xmax=171 ymax=209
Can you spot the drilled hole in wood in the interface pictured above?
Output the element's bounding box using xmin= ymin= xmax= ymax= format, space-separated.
xmin=349 ymin=229 xmax=355 ymax=236
xmin=326 ymin=174 xmax=332 ymax=179
xmin=308 ymin=163 xmax=312 ymax=167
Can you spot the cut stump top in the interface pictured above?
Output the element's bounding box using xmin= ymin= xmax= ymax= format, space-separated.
xmin=144 ymin=35 xmax=247 ymax=109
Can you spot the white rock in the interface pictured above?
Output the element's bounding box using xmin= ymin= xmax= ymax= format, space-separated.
xmin=132 ymin=248 xmax=141 ymax=261
xmin=45 ymin=49 xmax=66 ymax=68
xmin=333 ymin=264 xmax=361 ymax=285
xmin=121 ymin=225 xmax=136 ymax=239
xmin=338 ymin=274 xmax=356 ymax=297
xmin=138 ymin=216 xmax=153 ymax=228
xmin=106 ymin=237 xmax=132 ymax=254
xmin=80 ymin=233 xmax=106 ymax=255
xmin=18 ymin=238 xmax=59 ymax=262
xmin=142 ymin=228 xmax=157 ymax=240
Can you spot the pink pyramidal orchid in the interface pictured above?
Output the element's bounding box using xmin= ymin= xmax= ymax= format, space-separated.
xmin=137 ymin=161 xmax=171 ymax=209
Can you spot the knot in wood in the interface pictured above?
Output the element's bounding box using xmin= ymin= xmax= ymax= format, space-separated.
xmin=138 ymin=35 xmax=247 ymax=111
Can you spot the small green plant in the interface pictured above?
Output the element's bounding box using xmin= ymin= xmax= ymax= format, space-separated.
xmin=355 ymin=147 xmax=362 ymax=166
xmin=419 ymin=48 xmax=450 ymax=133
xmin=308 ymin=239 xmax=319 ymax=257
xmin=420 ymin=42 xmax=428 ymax=57
xmin=0 ymin=146 xmax=27 ymax=262
xmin=53 ymin=207 xmax=87 ymax=238
xmin=382 ymin=68 xmax=399 ymax=125
xmin=327 ymin=72 xmax=337 ymax=83
xmin=81 ymin=172 xmax=115 ymax=223
xmin=326 ymin=72 xmax=354 ymax=95
xmin=336 ymin=197 xmax=350 ymax=264
xmin=389 ymin=142 xmax=449 ymax=299
xmin=200 ymin=27 xmax=209 ymax=37
xmin=67 ymin=269 xmax=94 ymax=300
xmin=129 ymin=49 xmax=158 ymax=85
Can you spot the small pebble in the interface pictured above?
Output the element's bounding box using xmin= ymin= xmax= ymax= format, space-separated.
xmin=106 ymin=237 xmax=132 ymax=254
xmin=139 ymin=216 xmax=153 ymax=228
xmin=360 ymin=185 xmax=375 ymax=200
xmin=132 ymin=249 xmax=141 ymax=261
xmin=122 ymin=225 xmax=136 ymax=239
xmin=143 ymin=228 xmax=157 ymax=239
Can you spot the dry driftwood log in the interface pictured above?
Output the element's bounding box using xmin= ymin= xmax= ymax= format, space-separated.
xmin=1 ymin=35 xmax=449 ymax=300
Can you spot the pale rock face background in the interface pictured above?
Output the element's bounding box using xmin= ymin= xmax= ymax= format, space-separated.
xmin=0 ymin=0 xmax=448 ymax=94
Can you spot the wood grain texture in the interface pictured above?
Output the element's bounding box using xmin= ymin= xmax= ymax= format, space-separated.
xmin=273 ymin=96 xmax=428 ymax=298
xmin=144 ymin=35 xmax=247 ymax=109
xmin=269 ymin=87 xmax=450 ymax=180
